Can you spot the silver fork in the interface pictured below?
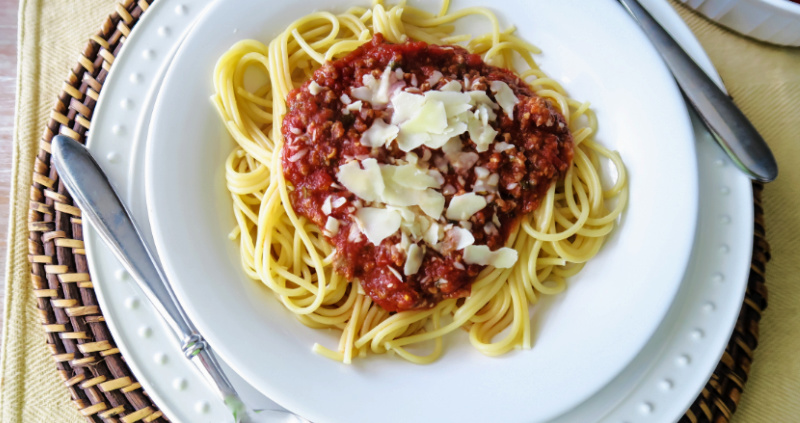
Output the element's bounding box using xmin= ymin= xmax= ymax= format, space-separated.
xmin=52 ymin=135 xmax=310 ymax=423
xmin=617 ymin=0 xmax=778 ymax=182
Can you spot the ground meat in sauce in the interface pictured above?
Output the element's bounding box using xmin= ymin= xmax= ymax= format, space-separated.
xmin=281 ymin=34 xmax=573 ymax=312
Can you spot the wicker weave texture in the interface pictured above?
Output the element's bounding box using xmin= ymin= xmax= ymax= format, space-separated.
xmin=25 ymin=1 xmax=769 ymax=422
xmin=27 ymin=1 xmax=166 ymax=421
xmin=680 ymin=184 xmax=769 ymax=423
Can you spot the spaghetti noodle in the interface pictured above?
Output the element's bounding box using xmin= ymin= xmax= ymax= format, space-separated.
xmin=212 ymin=0 xmax=628 ymax=364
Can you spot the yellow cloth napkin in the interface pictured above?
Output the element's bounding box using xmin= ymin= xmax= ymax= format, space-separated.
xmin=0 ymin=1 xmax=116 ymax=422
xmin=1 ymin=1 xmax=797 ymax=422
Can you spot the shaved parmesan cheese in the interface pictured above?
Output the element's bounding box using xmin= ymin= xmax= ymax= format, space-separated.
xmin=404 ymin=243 xmax=423 ymax=275
xmin=474 ymin=103 xmax=497 ymax=125
xmin=448 ymin=227 xmax=475 ymax=250
xmin=321 ymin=196 xmax=333 ymax=215
xmin=340 ymin=93 xmax=352 ymax=104
xmin=401 ymin=219 xmax=423 ymax=240
xmin=334 ymin=79 xmax=522 ymax=249
xmin=421 ymin=149 xmax=432 ymax=162
xmin=391 ymin=92 xmax=427 ymax=124
xmin=416 ymin=189 xmax=446 ymax=219
xmin=440 ymin=80 xmax=463 ymax=92
xmin=404 ymin=152 xmax=419 ymax=165
xmin=494 ymin=142 xmax=514 ymax=152
xmin=337 ymin=159 xmax=385 ymax=202
xmin=463 ymin=245 xmax=518 ymax=268
xmin=379 ymin=178 xmax=419 ymax=207
xmin=452 ymin=151 xmax=480 ymax=172
xmin=350 ymin=66 xmax=402 ymax=105
xmin=428 ymin=169 xmax=445 ymax=186
xmin=375 ymin=66 xmax=394 ymax=104
xmin=388 ymin=266 xmax=403 ymax=281
xmin=385 ymin=80 xmax=509 ymax=155
xmin=361 ymin=119 xmax=399 ymax=148
xmin=424 ymin=222 xmax=441 ymax=246
xmin=418 ymin=216 xmax=431 ymax=233
xmin=472 ymin=180 xmax=490 ymax=194
xmin=427 ymin=70 xmax=443 ymax=86
xmin=399 ymin=232 xmax=411 ymax=252
xmin=347 ymin=222 xmax=363 ymax=242
xmin=394 ymin=131 xmax=429 ymax=152
xmin=287 ymin=149 xmax=308 ymax=162
xmin=351 ymin=86 xmax=372 ymax=103
xmin=391 ymin=89 xmax=479 ymax=152
xmin=424 ymin=90 xmax=473 ymax=116
xmin=446 ymin=193 xmax=487 ymax=221
xmin=426 ymin=122 xmax=468 ymax=149
xmin=468 ymin=91 xmax=498 ymax=109
xmin=388 ymin=206 xmax=416 ymax=222
xmin=442 ymin=138 xmax=480 ymax=172
xmin=324 ymin=217 xmax=340 ymax=235
xmin=472 ymin=168 xmax=497 ymax=194
xmin=490 ymin=81 xmax=519 ymax=117
xmin=347 ymin=100 xmax=363 ymax=112
xmin=389 ymin=164 xmax=440 ymax=190
xmin=379 ymin=164 xmax=445 ymax=218
xmin=397 ymin=100 xmax=448 ymax=149
xmin=355 ymin=207 xmax=402 ymax=245
xmin=308 ymin=81 xmax=323 ymax=95
xmin=340 ymin=158 xmax=446 ymax=232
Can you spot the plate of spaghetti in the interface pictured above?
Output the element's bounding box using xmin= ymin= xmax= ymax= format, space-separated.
xmin=144 ymin=0 xmax=698 ymax=421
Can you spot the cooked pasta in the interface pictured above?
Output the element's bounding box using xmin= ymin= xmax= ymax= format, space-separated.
xmin=212 ymin=0 xmax=627 ymax=364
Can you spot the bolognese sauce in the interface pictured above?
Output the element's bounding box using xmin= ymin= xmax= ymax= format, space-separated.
xmin=281 ymin=34 xmax=572 ymax=312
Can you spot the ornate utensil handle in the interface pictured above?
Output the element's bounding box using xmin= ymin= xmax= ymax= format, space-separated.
xmin=52 ymin=135 xmax=245 ymax=420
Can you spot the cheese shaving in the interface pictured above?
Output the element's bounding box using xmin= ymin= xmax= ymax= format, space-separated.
xmin=404 ymin=244 xmax=424 ymax=275
xmin=446 ymin=193 xmax=487 ymax=221
xmin=490 ymin=81 xmax=519 ymax=117
xmin=463 ymin=245 xmax=518 ymax=268
xmin=355 ymin=207 xmax=402 ymax=245
xmin=309 ymin=81 xmax=323 ymax=95
xmin=324 ymin=217 xmax=340 ymax=235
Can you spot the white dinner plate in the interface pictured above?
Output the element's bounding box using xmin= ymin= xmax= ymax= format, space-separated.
xmin=144 ymin=0 xmax=698 ymax=422
xmin=84 ymin=0 xmax=753 ymax=422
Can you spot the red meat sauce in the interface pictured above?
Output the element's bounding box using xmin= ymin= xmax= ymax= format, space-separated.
xmin=281 ymin=34 xmax=572 ymax=312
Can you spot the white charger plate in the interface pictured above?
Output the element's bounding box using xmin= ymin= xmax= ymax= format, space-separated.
xmin=148 ymin=0 xmax=697 ymax=422
xmin=84 ymin=0 xmax=753 ymax=422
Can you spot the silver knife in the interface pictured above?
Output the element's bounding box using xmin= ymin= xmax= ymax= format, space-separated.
xmin=51 ymin=134 xmax=308 ymax=423
xmin=618 ymin=0 xmax=778 ymax=182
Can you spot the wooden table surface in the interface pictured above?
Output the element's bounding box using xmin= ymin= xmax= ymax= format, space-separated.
xmin=0 ymin=0 xmax=19 ymax=337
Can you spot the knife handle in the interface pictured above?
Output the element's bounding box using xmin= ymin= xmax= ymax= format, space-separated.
xmin=618 ymin=0 xmax=778 ymax=182
xmin=52 ymin=135 xmax=196 ymax=339
xmin=50 ymin=135 xmax=240 ymax=405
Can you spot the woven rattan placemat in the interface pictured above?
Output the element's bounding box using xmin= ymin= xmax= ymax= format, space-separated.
xmin=25 ymin=0 xmax=770 ymax=421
